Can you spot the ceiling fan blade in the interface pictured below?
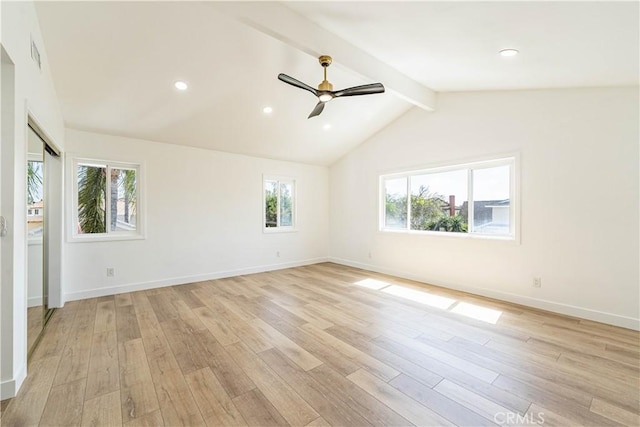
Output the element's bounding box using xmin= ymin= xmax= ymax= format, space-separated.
xmin=308 ymin=102 xmax=325 ymax=119
xmin=278 ymin=74 xmax=318 ymax=96
xmin=333 ymin=83 xmax=385 ymax=98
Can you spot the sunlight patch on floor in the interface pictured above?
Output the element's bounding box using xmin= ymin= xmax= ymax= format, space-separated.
xmin=353 ymin=278 xmax=391 ymax=290
xmin=352 ymin=279 xmax=503 ymax=324
xmin=449 ymin=301 xmax=502 ymax=324
xmin=381 ymin=285 xmax=457 ymax=310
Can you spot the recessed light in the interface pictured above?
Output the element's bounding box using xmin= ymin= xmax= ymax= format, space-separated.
xmin=174 ymin=81 xmax=188 ymax=91
xmin=323 ymin=123 xmax=332 ymax=130
xmin=263 ymin=106 xmax=273 ymax=114
xmin=499 ymin=49 xmax=519 ymax=57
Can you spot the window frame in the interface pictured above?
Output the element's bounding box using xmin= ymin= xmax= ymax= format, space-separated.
xmin=379 ymin=156 xmax=518 ymax=241
xmin=68 ymin=156 xmax=145 ymax=242
xmin=263 ymin=174 xmax=297 ymax=233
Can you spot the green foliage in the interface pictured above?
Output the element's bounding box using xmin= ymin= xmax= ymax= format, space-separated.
xmin=410 ymin=185 xmax=444 ymax=230
xmin=110 ymin=169 xmax=119 ymax=231
xmin=122 ymin=170 xmax=136 ymax=224
xmin=265 ymin=183 xmax=278 ymax=227
xmin=77 ymin=167 xmax=137 ymax=233
xmin=77 ymin=166 xmax=106 ymax=233
xmin=426 ymin=214 xmax=468 ymax=233
xmin=279 ymin=184 xmax=292 ymax=226
xmin=385 ymin=194 xmax=408 ymax=227
xmin=386 ymin=184 xmax=468 ymax=233
xmin=27 ymin=161 xmax=43 ymax=205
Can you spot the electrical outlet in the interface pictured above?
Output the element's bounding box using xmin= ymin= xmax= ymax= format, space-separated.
xmin=276 ymin=251 xmax=280 ymax=258
xmin=106 ymin=268 xmax=115 ymax=277
xmin=533 ymin=277 xmax=542 ymax=288
xmin=368 ymin=252 xmax=372 ymax=259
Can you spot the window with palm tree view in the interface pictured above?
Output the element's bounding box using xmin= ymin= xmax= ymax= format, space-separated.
xmin=73 ymin=160 xmax=139 ymax=237
xmin=264 ymin=176 xmax=295 ymax=231
xmin=381 ymin=158 xmax=514 ymax=238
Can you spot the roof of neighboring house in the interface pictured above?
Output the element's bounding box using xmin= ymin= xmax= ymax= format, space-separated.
xmin=483 ymin=199 xmax=510 ymax=208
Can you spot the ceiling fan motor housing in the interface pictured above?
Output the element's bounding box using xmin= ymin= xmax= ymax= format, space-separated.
xmin=319 ymin=55 xmax=332 ymax=67
xmin=318 ymin=81 xmax=333 ymax=91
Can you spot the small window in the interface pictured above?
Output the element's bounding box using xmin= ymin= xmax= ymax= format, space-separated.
xmin=264 ymin=176 xmax=296 ymax=232
xmin=380 ymin=157 xmax=516 ymax=239
xmin=71 ymin=158 xmax=142 ymax=241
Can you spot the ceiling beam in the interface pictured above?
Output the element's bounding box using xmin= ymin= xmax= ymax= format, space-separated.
xmin=212 ymin=2 xmax=437 ymax=111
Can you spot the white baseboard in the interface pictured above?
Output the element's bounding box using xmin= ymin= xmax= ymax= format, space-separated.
xmin=64 ymin=257 xmax=329 ymax=302
xmin=0 ymin=362 xmax=26 ymax=400
xmin=328 ymin=257 xmax=640 ymax=331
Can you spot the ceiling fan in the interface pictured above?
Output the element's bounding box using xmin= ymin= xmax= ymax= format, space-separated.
xmin=278 ymin=55 xmax=385 ymax=119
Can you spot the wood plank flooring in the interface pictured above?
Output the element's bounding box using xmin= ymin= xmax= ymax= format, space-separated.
xmin=2 ymin=263 xmax=639 ymax=426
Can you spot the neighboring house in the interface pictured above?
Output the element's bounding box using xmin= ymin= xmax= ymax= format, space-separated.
xmin=116 ymin=197 xmax=136 ymax=230
xmin=459 ymin=199 xmax=510 ymax=232
xmin=27 ymin=200 xmax=44 ymax=238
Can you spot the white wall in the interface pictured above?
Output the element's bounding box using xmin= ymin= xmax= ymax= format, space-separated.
xmin=329 ymin=87 xmax=639 ymax=329
xmin=1 ymin=1 xmax=65 ymax=398
xmin=63 ymin=129 xmax=329 ymax=300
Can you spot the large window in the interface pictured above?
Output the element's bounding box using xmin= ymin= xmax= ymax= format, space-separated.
xmin=70 ymin=158 xmax=142 ymax=240
xmin=264 ymin=176 xmax=295 ymax=232
xmin=381 ymin=157 xmax=516 ymax=239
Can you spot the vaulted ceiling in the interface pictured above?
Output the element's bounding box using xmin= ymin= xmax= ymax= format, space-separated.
xmin=35 ymin=1 xmax=639 ymax=166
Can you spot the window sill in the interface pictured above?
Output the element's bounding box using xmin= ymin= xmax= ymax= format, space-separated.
xmin=68 ymin=233 xmax=145 ymax=243
xmin=263 ymin=227 xmax=298 ymax=234
xmin=379 ymin=228 xmax=517 ymax=243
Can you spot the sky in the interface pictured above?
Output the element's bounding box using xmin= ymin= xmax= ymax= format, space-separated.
xmin=385 ymin=165 xmax=510 ymax=204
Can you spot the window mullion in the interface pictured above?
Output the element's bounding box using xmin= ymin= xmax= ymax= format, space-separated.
xmin=276 ymin=181 xmax=281 ymax=228
xmin=467 ymin=168 xmax=474 ymax=233
xmin=406 ymin=175 xmax=411 ymax=230
xmin=509 ymin=162 xmax=515 ymax=236
xmin=105 ymin=165 xmax=111 ymax=234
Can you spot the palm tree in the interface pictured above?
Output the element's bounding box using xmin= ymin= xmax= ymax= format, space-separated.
xmin=27 ymin=161 xmax=43 ymax=205
xmin=121 ymin=169 xmax=136 ymax=225
xmin=78 ymin=166 xmax=136 ymax=233
xmin=77 ymin=166 xmax=106 ymax=233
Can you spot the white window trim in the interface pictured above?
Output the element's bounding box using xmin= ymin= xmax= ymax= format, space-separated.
xmin=379 ymin=155 xmax=519 ymax=242
xmin=263 ymin=174 xmax=297 ymax=233
xmin=67 ymin=156 xmax=146 ymax=243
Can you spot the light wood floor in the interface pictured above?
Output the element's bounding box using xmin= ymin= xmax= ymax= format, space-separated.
xmin=1 ymin=263 xmax=638 ymax=426
xmin=27 ymin=306 xmax=44 ymax=355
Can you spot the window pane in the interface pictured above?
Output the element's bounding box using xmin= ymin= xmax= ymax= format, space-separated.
xmin=265 ymin=180 xmax=278 ymax=228
xmin=279 ymin=182 xmax=293 ymax=227
xmin=411 ymin=169 xmax=468 ymax=232
xmin=27 ymin=160 xmax=44 ymax=238
xmin=473 ymin=165 xmax=511 ymax=235
xmin=112 ymin=168 xmax=137 ymax=232
xmin=77 ymin=164 xmax=106 ymax=234
xmin=384 ymin=177 xmax=407 ymax=229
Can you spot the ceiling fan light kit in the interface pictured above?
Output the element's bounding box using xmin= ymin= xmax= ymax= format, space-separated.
xmin=278 ymin=55 xmax=385 ymax=119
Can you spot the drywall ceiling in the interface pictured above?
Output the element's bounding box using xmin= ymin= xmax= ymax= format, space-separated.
xmin=288 ymin=1 xmax=639 ymax=91
xmin=34 ymin=1 xmax=638 ymax=165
